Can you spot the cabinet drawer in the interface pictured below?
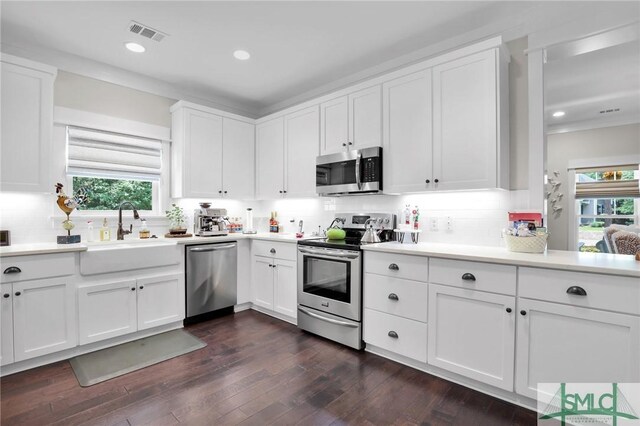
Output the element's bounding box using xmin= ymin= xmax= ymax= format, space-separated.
xmin=519 ymin=267 xmax=640 ymax=315
xmin=364 ymin=251 xmax=428 ymax=282
xmin=1 ymin=253 xmax=75 ymax=284
xmin=429 ymin=258 xmax=516 ymax=296
xmin=252 ymin=240 xmax=297 ymax=261
xmin=364 ymin=308 xmax=427 ymax=363
xmin=364 ymin=273 xmax=427 ymax=322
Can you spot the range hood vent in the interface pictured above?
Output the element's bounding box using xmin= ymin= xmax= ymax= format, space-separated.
xmin=128 ymin=21 xmax=167 ymax=42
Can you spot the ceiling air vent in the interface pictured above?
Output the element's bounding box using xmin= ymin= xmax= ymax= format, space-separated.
xmin=128 ymin=21 xmax=167 ymax=42
xmin=599 ymin=108 xmax=621 ymax=114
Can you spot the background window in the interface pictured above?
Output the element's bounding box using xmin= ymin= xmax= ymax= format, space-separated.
xmin=72 ymin=177 xmax=153 ymax=211
xmin=574 ymin=167 xmax=639 ymax=252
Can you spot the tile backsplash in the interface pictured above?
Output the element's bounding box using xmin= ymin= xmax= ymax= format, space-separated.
xmin=1 ymin=190 xmax=530 ymax=246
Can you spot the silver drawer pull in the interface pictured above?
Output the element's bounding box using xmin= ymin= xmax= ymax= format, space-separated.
xmin=566 ymin=286 xmax=587 ymax=296
xmin=388 ymin=293 xmax=399 ymax=301
xmin=3 ymin=266 xmax=21 ymax=274
xmin=388 ymin=263 xmax=399 ymax=271
xmin=388 ymin=331 xmax=398 ymax=339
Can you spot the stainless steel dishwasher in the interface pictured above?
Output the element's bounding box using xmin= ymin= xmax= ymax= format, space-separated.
xmin=186 ymin=242 xmax=237 ymax=323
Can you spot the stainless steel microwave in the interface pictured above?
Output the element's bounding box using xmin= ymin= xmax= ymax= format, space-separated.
xmin=316 ymin=147 xmax=382 ymax=196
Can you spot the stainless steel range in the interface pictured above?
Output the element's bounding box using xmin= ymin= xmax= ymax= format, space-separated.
xmin=297 ymin=212 xmax=395 ymax=349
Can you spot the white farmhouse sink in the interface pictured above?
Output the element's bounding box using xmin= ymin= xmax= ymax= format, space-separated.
xmin=81 ymin=239 xmax=179 ymax=275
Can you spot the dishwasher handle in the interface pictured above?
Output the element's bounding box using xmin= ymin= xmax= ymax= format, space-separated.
xmin=189 ymin=244 xmax=237 ymax=252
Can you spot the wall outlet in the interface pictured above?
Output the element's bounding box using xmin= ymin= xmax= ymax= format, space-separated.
xmin=446 ymin=216 xmax=453 ymax=231
xmin=430 ymin=217 xmax=439 ymax=231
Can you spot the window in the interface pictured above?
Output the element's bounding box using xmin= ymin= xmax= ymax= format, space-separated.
xmin=66 ymin=126 xmax=164 ymax=214
xmin=573 ymin=166 xmax=639 ymax=252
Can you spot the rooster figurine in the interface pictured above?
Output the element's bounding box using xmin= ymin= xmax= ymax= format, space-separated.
xmin=55 ymin=183 xmax=88 ymax=242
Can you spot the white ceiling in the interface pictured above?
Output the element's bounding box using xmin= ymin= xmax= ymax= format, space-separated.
xmin=545 ymin=38 xmax=640 ymax=133
xmin=1 ymin=1 xmax=639 ymax=119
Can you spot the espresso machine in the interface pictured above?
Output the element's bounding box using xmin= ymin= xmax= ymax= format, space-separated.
xmin=194 ymin=205 xmax=229 ymax=237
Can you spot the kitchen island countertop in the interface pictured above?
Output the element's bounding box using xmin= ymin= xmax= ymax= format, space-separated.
xmin=361 ymin=241 xmax=640 ymax=278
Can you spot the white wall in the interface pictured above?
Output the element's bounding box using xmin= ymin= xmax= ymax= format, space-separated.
xmin=173 ymin=190 xmax=529 ymax=248
xmin=54 ymin=71 xmax=176 ymax=127
xmin=546 ymin=123 xmax=640 ymax=250
xmin=507 ymin=37 xmax=529 ymax=190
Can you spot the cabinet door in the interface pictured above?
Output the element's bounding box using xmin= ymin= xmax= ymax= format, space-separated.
xmin=222 ymin=118 xmax=255 ymax=199
xmin=320 ymin=96 xmax=349 ymax=154
xmin=78 ymin=280 xmax=137 ymax=345
xmin=12 ymin=278 xmax=77 ymax=362
xmin=382 ymin=70 xmax=433 ymax=193
xmin=273 ymin=259 xmax=297 ymax=319
xmin=256 ymin=117 xmax=285 ymax=199
xmin=515 ymin=298 xmax=640 ymax=400
xmin=432 ymin=49 xmax=497 ymax=190
xmin=428 ymin=284 xmax=515 ymax=391
xmin=285 ymin=106 xmax=319 ymax=198
xmin=349 ymin=85 xmax=382 ymax=150
xmin=1 ymin=60 xmax=54 ymax=192
xmin=183 ymin=109 xmax=223 ymax=198
xmin=137 ymin=274 xmax=184 ymax=331
xmin=252 ymin=257 xmax=274 ymax=310
xmin=1 ymin=285 xmax=14 ymax=366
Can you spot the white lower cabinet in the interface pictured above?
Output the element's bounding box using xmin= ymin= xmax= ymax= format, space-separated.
xmin=273 ymin=259 xmax=297 ymax=318
xmin=137 ymin=274 xmax=183 ymax=330
xmin=252 ymin=256 xmax=297 ymax=320
xmin=428 ymin=283 xmax=515 ymax=391
xmin=1 ymin=287 xmax=14 ymax=365
xmin=364 ymin=308 xmax=427 ymax=363
xmin=78 ymin=279 xmax=137 ymax=345
xmin=78 ymin=273 xmax=184 ymax=345
xmin=251 ymin=242 xmax=297 ymax=321
xmin=515 ymin=298 xmax=640 ymax=399
xmin=4 ymin=278 xmax=77 ymax=363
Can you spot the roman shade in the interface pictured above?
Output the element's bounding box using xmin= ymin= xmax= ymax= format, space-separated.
xmin=574 ymin=165 xmax=640 ymax=199
xmin=67 ymin=126 xmax=162 ymax=180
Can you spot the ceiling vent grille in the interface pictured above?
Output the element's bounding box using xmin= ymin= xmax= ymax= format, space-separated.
xmin=128 ymin=21 xmax=167 ymax=42
xmin=599 ymin=108 xmax=621 ymax=114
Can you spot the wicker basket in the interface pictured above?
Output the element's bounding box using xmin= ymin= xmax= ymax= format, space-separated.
xmin=503 ymin=232 xmax=548 ymax=253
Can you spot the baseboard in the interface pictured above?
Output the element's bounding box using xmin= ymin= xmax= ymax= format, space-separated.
xmin=250 ymin=305 xmax=297 ymax=325
xmin=234 ymin=302 xmax=252 ymax=312
xmin=365 ymin=344 xmax=538 ymax=413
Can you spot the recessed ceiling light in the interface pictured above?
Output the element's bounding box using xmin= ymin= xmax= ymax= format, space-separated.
xmin=552 ymin=111 xmax=565 ymax=118
xmin=125 ymin=42 xmax=146 ymax=53
xmin=233 ymin=50 xmax=250 ymax=60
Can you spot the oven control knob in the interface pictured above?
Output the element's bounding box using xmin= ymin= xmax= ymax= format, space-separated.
xmin=383 ymin=218 xmax=390 ymax=224
xmin=376 ymin=218 xmax=382 ymax=223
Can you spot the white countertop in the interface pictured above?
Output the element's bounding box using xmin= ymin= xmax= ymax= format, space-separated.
xmin=362 ymin=242 xmax=640 ymax=278
xmin=0 ymin=232 xmax=312 ymax=257
xmin=3 ymin=236 xmax=638 ymax=278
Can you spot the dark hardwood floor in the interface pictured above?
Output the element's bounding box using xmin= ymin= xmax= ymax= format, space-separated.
xmin=1 ymin=310 xmax=536 ymax=425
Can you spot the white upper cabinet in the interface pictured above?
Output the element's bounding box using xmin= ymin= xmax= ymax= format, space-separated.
xmin=382 ymin=70 xmax=433 ymax=194
xmin=256 ymin=106 xmax=319 ymax=199
xmin=285 ymin=106 xmax=319 ymax=198
xmin=382 ymin=45 xmax=509 ymax=193
xmin=256 ymin=117 xmax=285 ymax=199
xmin=171 ymin=102 xmax=255 ymax=199
xmin=222 ymin=117 xmax=255 ymax=199
xmin=320 ymin=85 xmax=381 ymax=155
xmin=320 ymin=96 xmax=349 ymax=154
xmin=1 ymin=54 xmax=56 ymax=193
xmin=432 ymin=49 xmax=507 ymax=190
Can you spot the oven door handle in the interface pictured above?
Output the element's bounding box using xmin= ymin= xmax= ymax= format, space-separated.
xmin=298 ymin=247 xmax=360 ymax=259
xmin=297 ymin=307 xmax=358 ymax=328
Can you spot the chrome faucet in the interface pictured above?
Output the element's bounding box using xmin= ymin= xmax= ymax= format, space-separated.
xmin=117 ymin=201 xmax=140 ymax=240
